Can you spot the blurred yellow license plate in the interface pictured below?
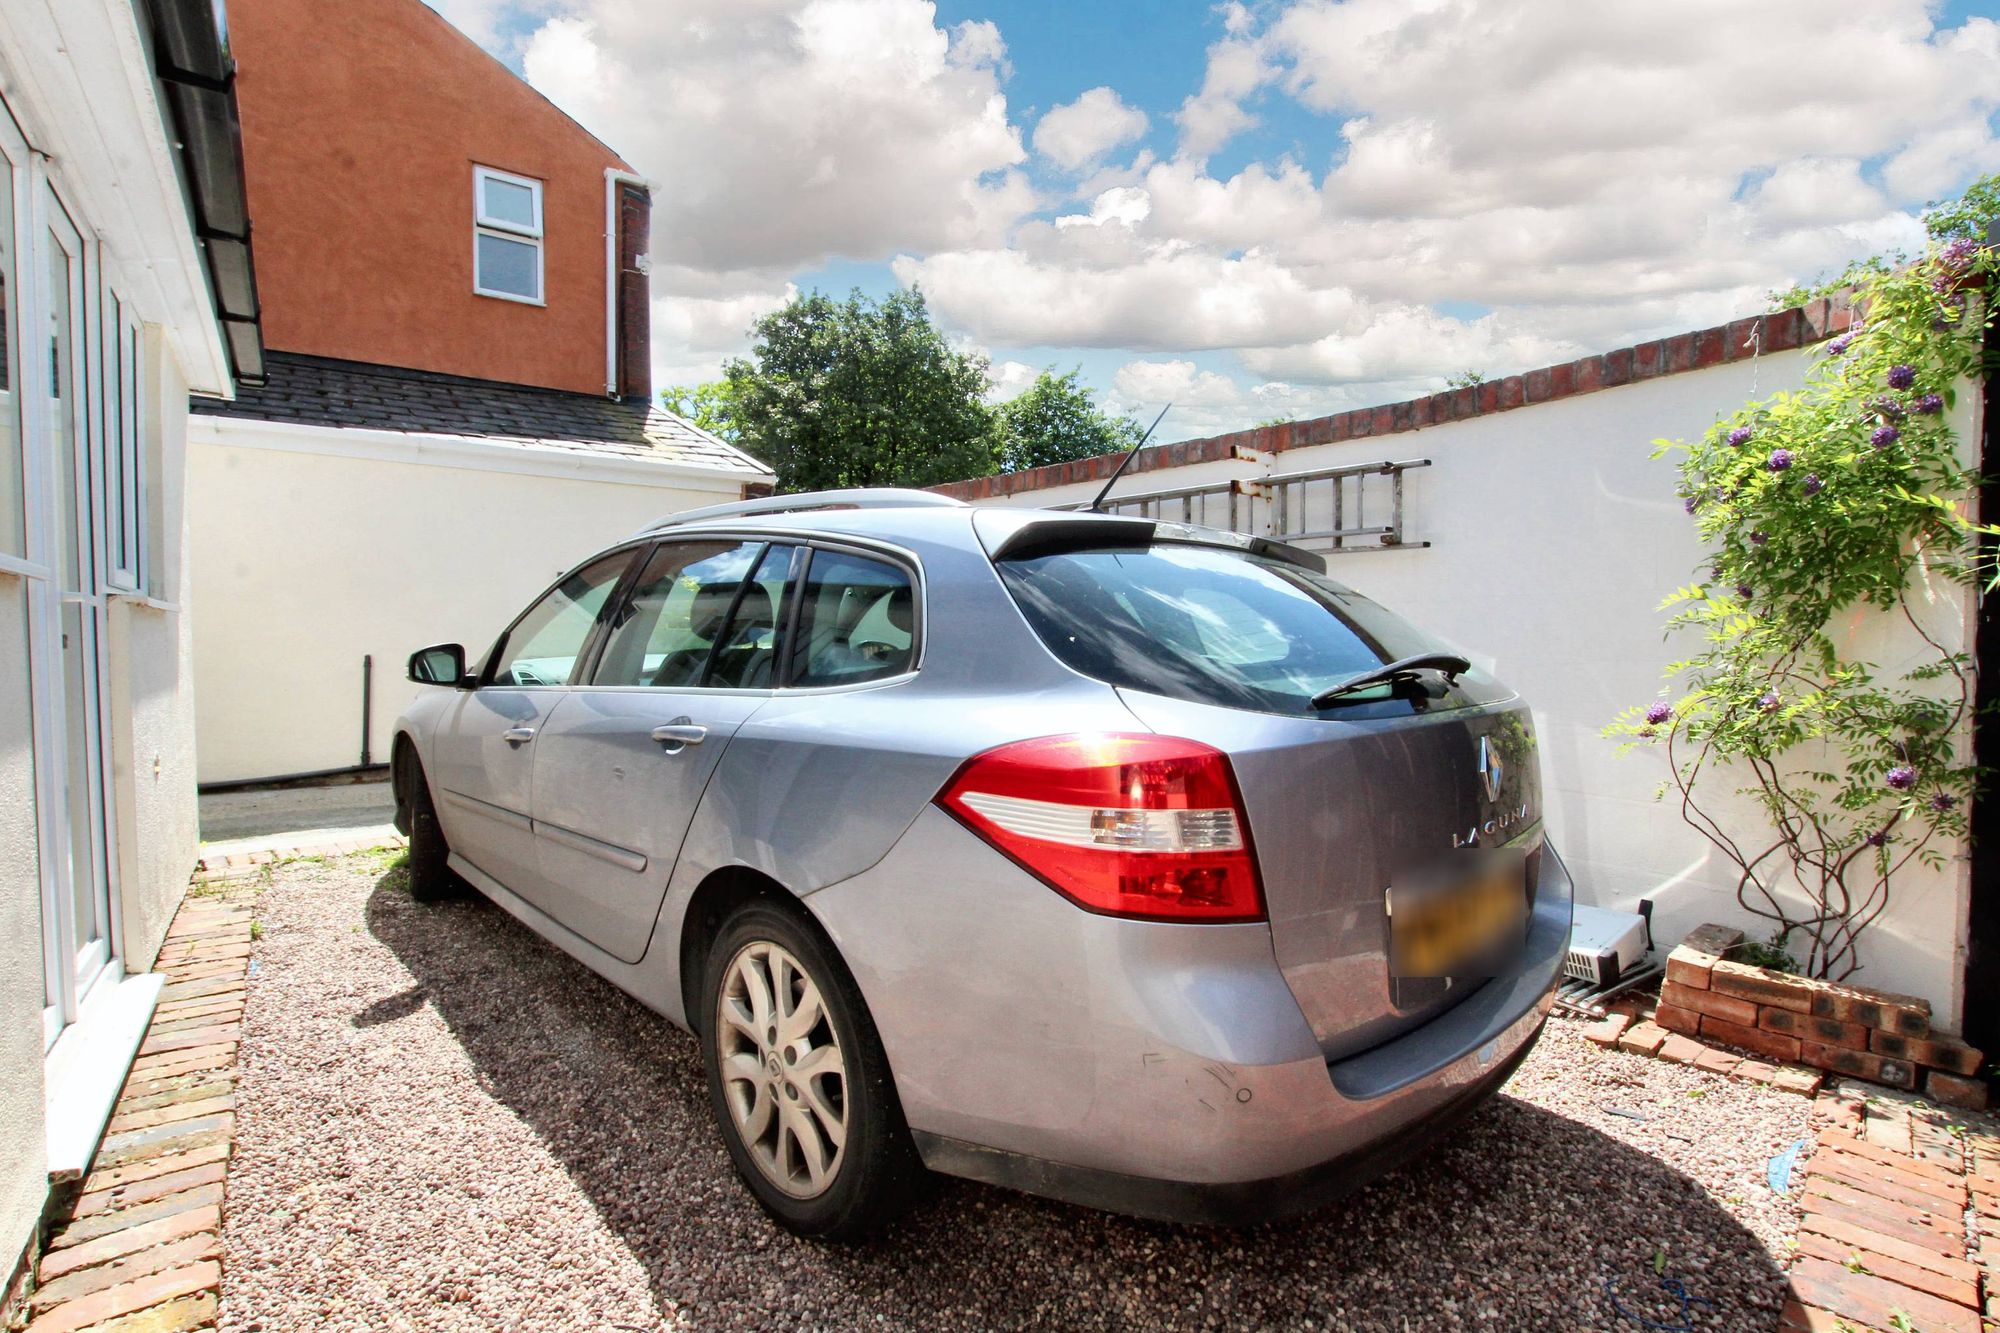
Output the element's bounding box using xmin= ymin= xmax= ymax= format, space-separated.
xmin=1388 ymin=850 xmax=1528 ymax=978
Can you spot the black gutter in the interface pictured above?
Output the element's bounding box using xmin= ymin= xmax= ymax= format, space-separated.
xmin=136 ymin=0 xmax=265 ymax=386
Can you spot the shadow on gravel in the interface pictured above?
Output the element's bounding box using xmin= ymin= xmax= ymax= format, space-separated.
xmin=365 ymin=874 xmax=1788 ymax=1332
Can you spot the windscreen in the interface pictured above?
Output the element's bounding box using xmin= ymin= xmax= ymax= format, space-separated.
xmin=996 ymin=543 xmax=1510 ymax=719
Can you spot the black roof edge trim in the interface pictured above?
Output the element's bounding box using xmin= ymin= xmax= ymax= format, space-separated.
xmin=142 ymin=0 xmax=265 ymax=390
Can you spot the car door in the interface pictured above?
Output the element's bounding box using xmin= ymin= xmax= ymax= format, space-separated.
xmin=525 ymin=538 xmax=796 ymax=962
xmin=428 ymin=549 xmax=638 ymax=895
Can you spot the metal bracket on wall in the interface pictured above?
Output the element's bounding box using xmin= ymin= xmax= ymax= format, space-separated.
xmin=1065 ymin=457 xmax=1434 ymax=555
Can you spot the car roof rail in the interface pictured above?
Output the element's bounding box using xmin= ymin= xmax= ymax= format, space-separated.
xmin=636 ymin=488 xmax=968 ymax=536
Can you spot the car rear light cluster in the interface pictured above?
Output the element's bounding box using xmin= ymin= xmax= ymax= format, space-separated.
xmin=937 ymin=733 xmax=1266 ymax=923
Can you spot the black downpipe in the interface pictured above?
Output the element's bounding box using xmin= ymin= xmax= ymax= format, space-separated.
xmin=360 ymin=654 xmax=374 ymax=768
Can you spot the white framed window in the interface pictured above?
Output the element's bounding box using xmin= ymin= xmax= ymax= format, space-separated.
xmin=472 ymin=165 xmax=543 ymax=305
xmin=100 ymin=292 xmax=145 ymax=592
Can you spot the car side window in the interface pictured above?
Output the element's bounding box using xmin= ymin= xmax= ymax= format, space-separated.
xmin=788 ymin=550 xmax=917 ymax=687
xmin=592 ymin=540 xmax=793 ymax=690
xmin=488 ymin=552 xmax=634 ymax=687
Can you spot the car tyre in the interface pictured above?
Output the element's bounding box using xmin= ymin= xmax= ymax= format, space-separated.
xmin=398 ymin=750 xmax=466 ymax=903
xmin=700 ymin=901 xmax=925 ymax=1240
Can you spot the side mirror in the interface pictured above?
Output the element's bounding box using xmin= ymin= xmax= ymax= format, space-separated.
xmin=408 ymin=643 xmax=470 ymax=688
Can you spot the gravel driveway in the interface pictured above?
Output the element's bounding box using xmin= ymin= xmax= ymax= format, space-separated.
xmin=219 ymin=856 xmax=1808 ymax=1332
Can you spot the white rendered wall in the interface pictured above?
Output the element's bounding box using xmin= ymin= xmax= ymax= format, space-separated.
xmin=186 ymin=428 xmax=754 ymax=783
xmin=972 ymin=348 xmax=1979 ymax=1026
xmin=0 ymin=578 xmax=46 ymax=1288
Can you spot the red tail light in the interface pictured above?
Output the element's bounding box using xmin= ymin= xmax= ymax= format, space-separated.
xmin=936 ymin=734 xmax=1266 ymax=923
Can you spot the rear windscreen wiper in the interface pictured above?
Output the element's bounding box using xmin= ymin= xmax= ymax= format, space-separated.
xmin=1310 ymin=653 xmax=1471 ymax=709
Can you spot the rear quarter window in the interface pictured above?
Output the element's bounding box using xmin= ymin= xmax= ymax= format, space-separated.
xmin=996 ymin=543 xmax=1509 ymax=719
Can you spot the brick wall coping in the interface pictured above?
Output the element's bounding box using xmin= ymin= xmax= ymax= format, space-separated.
xmin=933 ymin=295 xmax=1861 ymax=503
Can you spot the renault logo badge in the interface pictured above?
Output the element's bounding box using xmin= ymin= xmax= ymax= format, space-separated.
xmin=1477 ymin=736 xmax=1504 ymax=802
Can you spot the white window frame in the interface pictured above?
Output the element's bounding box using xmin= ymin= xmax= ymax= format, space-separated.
xmin=100 ymin=289 xmax=144 ymax=593
xmin=472 ymin=164 xmax=544 ymax=306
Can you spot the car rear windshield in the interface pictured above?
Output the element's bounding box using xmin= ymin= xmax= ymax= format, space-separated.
xmin=996 ymin=542 xmax=1509 ymax=719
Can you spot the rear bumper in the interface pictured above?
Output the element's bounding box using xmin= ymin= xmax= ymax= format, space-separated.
xmin=913 ymin=1008 xmax=1545 ymax=1225
xmin=806 ymin=809 xmax=1571 ymax=1221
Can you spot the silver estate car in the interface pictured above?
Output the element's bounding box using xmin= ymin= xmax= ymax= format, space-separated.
xmin=392 ymin=489 xmax=1571 ymax=1239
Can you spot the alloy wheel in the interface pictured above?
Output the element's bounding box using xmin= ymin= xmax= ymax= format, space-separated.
xmin=715 ymin=939 xmax=849 ymax=1198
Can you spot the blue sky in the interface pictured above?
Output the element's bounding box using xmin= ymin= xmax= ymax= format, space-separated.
xmin=432 ymin=0 xmax=2000 ymax=441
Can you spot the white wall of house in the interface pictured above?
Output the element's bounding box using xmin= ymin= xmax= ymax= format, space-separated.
xmin=0 ymin=0 xmax=227 ymax=1290
xmin=186 ymin=419 xmax=757 ymax=783
xmin=966 ymin=348 xmax=1982 ymax=1027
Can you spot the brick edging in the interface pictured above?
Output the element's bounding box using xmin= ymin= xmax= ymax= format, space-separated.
xmin=933 ymin=297 xmax=1859 ymax=502
xmin=21 ymin=838 xmax=404 ymax=1332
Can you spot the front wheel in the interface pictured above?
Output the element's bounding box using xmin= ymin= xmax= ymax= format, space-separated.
xmin=396 ymin=748 xmax=466 ymax=903
xmin=700 ymin=902 xmax=924 ymax=1239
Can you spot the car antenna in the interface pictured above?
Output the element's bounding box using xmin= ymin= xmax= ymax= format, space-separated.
xmin=1086 ymin=403 xmax=1172 ymax=514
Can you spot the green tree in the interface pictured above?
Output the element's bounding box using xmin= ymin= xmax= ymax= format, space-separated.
xmin=993 ymin=368 xmax=1143 ymax=472
xmin=723 ymin=288 xmax=997 ymax=492
xmin=660 ymin=382 xmax=741 ymax=441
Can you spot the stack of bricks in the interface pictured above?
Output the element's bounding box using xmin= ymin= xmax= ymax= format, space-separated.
xmin=1657 ymin=926 xmax=1988 ymax=1110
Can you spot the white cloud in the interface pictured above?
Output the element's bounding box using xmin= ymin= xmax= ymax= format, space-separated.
xmin=1033 ymin=87 xmax=1149 ymax=172
xmin=520 ymin=0 xmax=1035 ymax=273
xmin=648 ymin=265 xmax=797 ymax=387
xmin=986 ymin=359 xmax=1040 ymax=402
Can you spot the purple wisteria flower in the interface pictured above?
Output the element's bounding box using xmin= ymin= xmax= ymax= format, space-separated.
xmin=1710 ymin=562 xmax=1726 ymax=582
xmin=1871 ymin=425 xmax=1900 ymax=449
xmin=1826 ymin=334 xmax=1852 ymax=356
xmin=1930 ymin=792 xmax=1958 ymax=814
xmin=1802 ymin=473 xmax=1823 ymax=497
xmin=1735 ymin=583 xmax=1754 ymax=600
xmin=1866 ymin=830 xmax=1888 ymax=848
xmin=1886 ymin=765 xmax=1917 ymax=791
xmin=1759 ymin=690 xmax=1781 ymax=713
xmin=1940 ymin=236 xmax=1979 ymax=271
xmin=1887 ymin=365 xmax=1916 ymax=390
xmin=1915 ymin=393 xmax=1945 ymax=415
xmin=1749 ymin=530 xmax=1768 ymax=546
xmin=1684 ymin=495 xmax=1700 ymax=515
xmin=1644 ymin=701 xmax=1673 ymax=725
xmin=1768 ymin=448 xmax=1794 ymax=472
xmin=1727 ymin=425 xmax=1754 ymax=447
xmin=1869 ymin=395 xmax=1907 ymax=421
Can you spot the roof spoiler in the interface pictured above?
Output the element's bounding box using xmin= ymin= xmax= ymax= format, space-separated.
xmin=986 ymin=514 xmax=1327 ymax=574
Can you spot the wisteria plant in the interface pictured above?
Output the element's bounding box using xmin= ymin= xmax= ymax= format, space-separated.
xmin=1608 ymin=178 xmax=1998 ymax=982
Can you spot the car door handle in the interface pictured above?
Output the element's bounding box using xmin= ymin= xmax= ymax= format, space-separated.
xmin=502 ymin=726 xmax=536 ymax=747
xmin=651 ymin=722 xmax=708 ymax=751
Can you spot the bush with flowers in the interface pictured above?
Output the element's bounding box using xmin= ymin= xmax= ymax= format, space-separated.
xmin=1608 ymin=176 xmax=1997 ymax=981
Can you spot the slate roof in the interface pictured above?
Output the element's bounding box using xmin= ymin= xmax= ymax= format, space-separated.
xmin=191 ymin=352 xmax=770 ymax=476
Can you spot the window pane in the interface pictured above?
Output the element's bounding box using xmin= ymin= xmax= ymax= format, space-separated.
xmin=0 ymin=155 xmax=20 ymax=557
xmin=490 ymin=553 xmax=631 ymax=687
xmin=480 ymin=174 xmax=537 ymax=231
xmin=44 ymin=234 xmax=80 ymax=593
xmin=789 ymin=551 xmax=916 ymax=687
xmin=475 ymin=231 xmax=539 ymax=300
xmin=103 ymin=296 xmax=126 ymax=583
xmin=997 ymin=544 xmax=1507 ymax=719
xmin=706 ymin=546 xmax=792 ymax=689
xmin=593 ymin=540 xmax=777 ymax=688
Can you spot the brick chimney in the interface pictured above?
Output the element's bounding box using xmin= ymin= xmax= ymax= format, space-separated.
xmin=615 ymin=179 xmax=651 ymax=401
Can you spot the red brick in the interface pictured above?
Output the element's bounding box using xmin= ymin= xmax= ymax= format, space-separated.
xmin=1793 ymin=1230 xmax=1980 ymax=1308
xmin=1693 ymin=326 xmax=1726 ymax=368
xmin=1735 ymin=1060 xmax=1779 ymax=1084
xmin=1807 ymin=1152 xmax=1967 ymax=1213
xmin=1692 ymin=1046 xmax=1741 ymax=1075
xmin=1764 ymin=307 xmax=1805 ymax=352
xmin=1632 ymin=339 xmax=1665 ymax=379
xmin=1725 ymin=316 xmax=1763 ymax=359
xmin=1663 ymin=333 xmax=1697 ymax=375
xmin=1524 ymin=367 xmax=1552 ymax=402
xmin=1660 ymin=979 xmax=1758 ymax=1026
xmin=1601 ymin=348 xmax=1633 ymax=386
xmin=21 ymin=1260 xmax=218 ymax=1333
xmin=1799 ymin=1210 xmax=1983 ymax=1285
xmin=1802 ymin=1040 xmax=1917 ymax=1089
xmin=1760 ymin=1008 xmax=1872 ymax=1050
xmin=1582 ymin=1014 xmax=1630 ymax=1047
xmin=1771 ymin=1066 xmax=1824 ymax=1096
xmin=1657 ymin=1033 xmax=1706 ymax=1064
xmin=30 ymin=1233 xmax=220 ymax=1312
xmin=1709 ymin=959 xmax=1815 ymax=1012
xmin=1474 ymin=381 xmax=1500 ymax=414
xmin=1663 ymin=945 xmax=1715 ymax=989
xmin=1872 ymin=1030 xmax=1983 ymax=1076
xmin=1699 ymin=1015 xmax=1802 ymax=1064
xmin=1653 ymin=1003 xmax=1702 ymax=1037
xmin=1810 ymin=983 xmax=1930 ymax=1037
xmin=1801 ymin=1187 xmax=1964 ymax=1257
xmin=1546 ymin=362 xmax=1574 ymax=398
xmin=1784 ymin=1256 xmax=1981 ymax=1333
xmin=1572 ymin=357 xmax=1604 ymax=393
xmin=37 ymin=1206 xmax=220 ymax=1282
xmin=1683 ymin=923 xmax=1746 ymax=954
xmin=1617 ymin=1021 xmax=1668 ymax=1056
xmin=1925 ymin=1070 xmax=1991 ymax=1111
xmin=1496 ymin=376 xmax=1524 ymax=410
xmin=1816 ymin=1131 xmax=1966 ymax=1187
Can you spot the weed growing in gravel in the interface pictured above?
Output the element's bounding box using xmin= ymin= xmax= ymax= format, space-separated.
xmin=250 ymin=920 xmax=264 ymax=941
